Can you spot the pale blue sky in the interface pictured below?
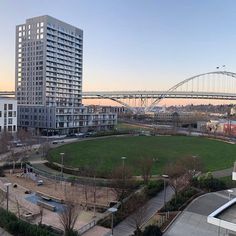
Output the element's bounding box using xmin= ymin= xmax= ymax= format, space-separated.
xmin=0 ymin=0 xmax=236 ymax=92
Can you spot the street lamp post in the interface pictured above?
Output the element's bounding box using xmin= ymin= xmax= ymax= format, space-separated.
xmin=192 ymin=155 xmax=197 ymax=176
xmin=162 ymin=174 xmax=169 ymax=211
xmin=121 ymin=156 xmax=126 ymax=170
xmin=4 ymin=183 xmax=11 ymax=212
xmin=60 ymin=152 xmax=65 ymax=178
xmin=108 ymin=207 xmax=117 ymax=236
xmin=227 ymin=189 xmax=233 ymax=201
xmin=121 ymin=156 xmax=127 ymax=180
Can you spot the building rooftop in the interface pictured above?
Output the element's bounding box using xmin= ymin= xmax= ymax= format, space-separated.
xmin=208 ymin=196 xmax=236 ymax=233
xmin=218 ymin=202 xmax=236 ymax=223
xmin=165 ymin=189 xmax=231 ymax=236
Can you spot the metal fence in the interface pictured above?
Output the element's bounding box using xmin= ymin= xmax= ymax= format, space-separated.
xmin=26 ymin=163 xmax=69 ymax=183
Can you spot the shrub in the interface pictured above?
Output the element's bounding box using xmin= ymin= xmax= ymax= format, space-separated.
xmin=162 ymin=187 xmax=198 ymax=212
xmin=145 ymin=180 xmax=164 ymax=198
xmin=0 ymin=207 xmax=59 ymax=236
xmin=0 ymin=167 xmax=5 ymax=177
xmin=192 ymin=174 xmax=227 ymax=191
xmin=143 ymin=225 xmax=162 ymax=236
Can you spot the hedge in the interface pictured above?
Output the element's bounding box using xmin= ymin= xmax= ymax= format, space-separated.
xmin=161 ymin=187 xmax=199 ymax=212
xmin=0 ymin=207 xmax=60 ymax=236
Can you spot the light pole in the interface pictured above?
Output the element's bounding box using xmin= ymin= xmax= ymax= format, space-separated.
xmin=108 ymin=207 xmax=117 ymax=236
xmin=162 ymin=174 xmax=169 ymax=211
xmin=4 ymin=183 xmax=11 ymax=212
xmin=60 ymin=152 xmax=65 ymax=178
xmin=121 ymin=156 xmax=126 ymax=170
xmin=121 ymin=156 xmax=127 ymax=180
xmin=227 ymin=189 xmax=233 ymax=201
xmin=192 ymin=155 xmax=197 ymax=176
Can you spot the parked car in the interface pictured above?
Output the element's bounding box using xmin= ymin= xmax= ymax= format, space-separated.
xmin=75 ymin=133 xmax=85 ymax=138
xmin=52 ymin=140 xmax=64 ymax=144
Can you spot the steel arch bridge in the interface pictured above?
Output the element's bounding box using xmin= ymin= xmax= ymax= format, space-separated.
xmin=2 ymin=71 xmax=236 ymax=113
xmin=83 ymin=71 xmax=236 ymax=112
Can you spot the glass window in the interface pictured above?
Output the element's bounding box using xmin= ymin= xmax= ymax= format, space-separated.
xmin=40 ymin=22 xmax=44 ymax=27
xmin=4 ymin=104 xmax=7 ymax=110
xmin=8 ymin=118 xmax=13 ymax=124
xmin=8 ymin=104 xmax=13 ymax=110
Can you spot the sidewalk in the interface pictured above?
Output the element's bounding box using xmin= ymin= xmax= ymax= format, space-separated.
xmin=113 ymin=186 xmax=174 ymax=236
xmin=0 ymin=227 xmax=12 ymax=236
xmin=212 ymin=167 xmax=233 ymax=178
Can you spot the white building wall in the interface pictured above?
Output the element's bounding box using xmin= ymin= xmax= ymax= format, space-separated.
xmin=0 ymin=98 xmax=17 ymax=133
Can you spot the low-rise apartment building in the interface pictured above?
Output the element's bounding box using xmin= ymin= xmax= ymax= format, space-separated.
xmin=0 ymin=97 xmax=17 ymax=133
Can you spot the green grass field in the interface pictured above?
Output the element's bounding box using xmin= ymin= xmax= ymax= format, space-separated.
xmin=49 ymin=136 xmax=236 ymax=175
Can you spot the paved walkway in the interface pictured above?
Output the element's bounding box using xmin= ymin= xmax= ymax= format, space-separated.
xmin=113 ymin=186 xmax=174 ymax=236
xmin=0 ymin=227 xmax=12 ymax=236
xmin=212 ymin=167 xmax=233 ymax=178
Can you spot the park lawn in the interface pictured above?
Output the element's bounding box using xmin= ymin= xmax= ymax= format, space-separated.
xmin=49 ymin=136 xmax=236 ymax=175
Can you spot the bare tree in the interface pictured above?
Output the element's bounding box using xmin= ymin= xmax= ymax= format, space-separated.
xmin=39 ymin=142 xmax=51 ymax=159
xmin=38 ymin=205 xmax=44 ymax=225
xmin=79 ymin=166 xmax=93 ymax=209
xmin=111 ymin=165 xmax=134 ymax=202
xmin=172 ymin=112 xmax=180 ymax=133
xmin=15 ymin=197 xmax=22 ymax=219
xmin=179 ymin=155 xmax=203 ymax=178
xmin=127 ymin=193 xmax=148 ymax=235
xmin=137 ymin=157 xmax=153 ymax=184
xmin=17 ymin=129 xmax=34 ymax=153
xmin=0 ymin=131 xmax=12 ymax=154
xmin=9 ymin=149 xmax=19 ymax=172
xmin=87 ymin=164 xmax=98 ymax=217
xmin=59 ymin=200 xmax=80 ymax=236
xmin=19 ymin=154 xmax=29 ymax=169
xmin=0 ymin=191 xmax=5 ymax=207
xmin=164 ymin=162 xmax=187 ymax=198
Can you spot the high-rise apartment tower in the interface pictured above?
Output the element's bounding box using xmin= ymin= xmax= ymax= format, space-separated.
xmin=16 ymin=16 xmax=116 ymax=134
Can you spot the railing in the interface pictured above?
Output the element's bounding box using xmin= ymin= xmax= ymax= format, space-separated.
xmin=78 ymin=220 xmax=96 ymax=235
xmin=26 ymin=163 xmax=68 ymax=182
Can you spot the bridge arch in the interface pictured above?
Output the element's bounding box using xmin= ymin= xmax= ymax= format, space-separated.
xmin=146 ymin=71 xmax=236 ymax=112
